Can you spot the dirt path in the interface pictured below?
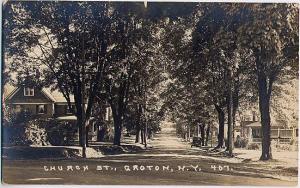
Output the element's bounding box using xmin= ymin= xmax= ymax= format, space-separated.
xmin=149 ymin=121 xmax=190 ymax=151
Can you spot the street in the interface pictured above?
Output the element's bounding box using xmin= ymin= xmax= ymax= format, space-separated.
xmin=2 ymin=125 xmax=297 ymax=185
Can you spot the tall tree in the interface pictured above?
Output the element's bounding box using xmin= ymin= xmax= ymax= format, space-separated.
xmin=4 ymin=1 xmax=127 ymax=157
xmin=237 ymin=4 xmax=298 ymax=160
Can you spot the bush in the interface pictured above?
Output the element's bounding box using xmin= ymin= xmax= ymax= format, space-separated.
xmin=246 ymin=143 xmax=260 ymax=150
xmin=2 ymin=109 xmax=37 ymax=145
xmin=25 ymin=119 xmax=50 ymax=146
xmin=3 ymin=122 xmax=29 ymax=145
xmin=234 ymin=136 xmax=248 ymax=148
xmin=3 ymin=117 xmax=77 ymax=146
xmin=3 ymin=119 xmax=50 ymax=146
xmin=44 ymin=119 xmax=77 ymax=146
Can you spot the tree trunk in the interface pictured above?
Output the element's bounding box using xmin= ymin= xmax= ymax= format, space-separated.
xmin=135 ymin=104 xmax=142 ymax=143
xmin=81 ymin=121 xmax=87 ymax=158
xmin=205 ymin=125 xmax=210 ymax=146
xmin=77 ymin=119 xmax=83 ymax=146
xmin=86 ymin=125 xmax=89 ymax=147
xmin=110 ymin=104 xmax=123 ymax=146
xmin=232 ymin=108 xmax=237 ymax=142
xmin=258 ymin=75 xmax=272 ymax=160
xmin=188 ymin=125 xmax=191 ymax=142
xmin=215 ymin=105 xmax=225 ymax=149
xmin=144 ymin=127 xmax=147 ymax=147
xmin=232 ymin=82 xmax=239 ymax=142
xmin=113 ymin=117 xmax=122 ymax=146
xmin=135 ymin=128 xmax=140 ymax=143
xmin=75 ymin=108 xmax=87 ymax=158
xmin=140 ymin=129 xmax=144 ymax=144
xmin=227 ymin=93 xmax=233 ymax=156
xmin=200 ymin=124 xmax=205 ymax=146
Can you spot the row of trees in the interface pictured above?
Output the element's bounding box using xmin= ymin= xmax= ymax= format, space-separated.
xmin=161 ymin=3 xmax=298 ymax=160
xmin=3 ymin=2 xmax=298 ymax=160
xmin=3 ymin=2 xmax=175 ymax=157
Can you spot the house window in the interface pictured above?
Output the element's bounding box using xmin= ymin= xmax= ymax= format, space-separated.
xmin=37 ymin=105 xmax=46 ymax=114
xmin=24 ymin=88 xmax=34 ymax=96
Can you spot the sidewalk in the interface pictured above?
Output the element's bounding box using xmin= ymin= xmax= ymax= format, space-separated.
xmin=190 ymin=146 xmax=298 ymax=182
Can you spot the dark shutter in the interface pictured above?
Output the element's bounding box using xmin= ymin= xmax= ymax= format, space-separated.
xmin=44 ymin=105 xmax=47 ymax=114
xmin=36 ymin=105 xmax=39 ymax=114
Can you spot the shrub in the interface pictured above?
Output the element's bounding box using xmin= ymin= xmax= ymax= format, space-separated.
xmin=25 ymin=119 xmax=50 ymax=146
xmin=3 ymin=119 xmax=50 ymax=146
xmin=3 ymin=117 xmax=77 ymax=146
xmin=44 ymin=119 xmax=77 ymax=146
xmin=3 ymin=122 xmax=28 ymax=145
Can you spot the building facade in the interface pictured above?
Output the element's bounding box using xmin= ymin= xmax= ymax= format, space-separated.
xmin=4 ymin=85 xmax=109 ymax=142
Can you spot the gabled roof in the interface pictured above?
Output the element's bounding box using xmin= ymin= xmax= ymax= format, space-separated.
xmin=4 ymin=85 xmax=19 ymax=100
xmin=41 ymin=89 xmax=57 ymax=102
xmin=4 ymin=84 xmax=74 ymax=103
xmin=43 ymin=88 xmax=75 ymax=103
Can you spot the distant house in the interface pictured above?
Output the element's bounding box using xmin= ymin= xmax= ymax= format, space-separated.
xmin=229 ymin=107 xmax=298 ymax=145
xmin=242 ymin=121 xmax=297 ymax=144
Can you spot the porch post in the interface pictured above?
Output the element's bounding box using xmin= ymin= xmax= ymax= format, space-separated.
xmin=292 ymin=128 xmax=295 ymax=139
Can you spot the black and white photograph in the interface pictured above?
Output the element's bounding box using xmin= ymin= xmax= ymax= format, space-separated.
xmin=1 ymin=1 xmax=299 ymax=186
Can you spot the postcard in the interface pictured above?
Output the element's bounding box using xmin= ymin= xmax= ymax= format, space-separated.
xmin=1 ymin=1 xmax=298 ymax=186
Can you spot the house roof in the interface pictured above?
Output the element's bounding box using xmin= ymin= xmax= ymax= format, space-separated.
xmin=43 ymin=88 xmax=75 ymax=103
xmin=3 ymin=84 xmax=18 ymax=100
xmin=4 ymin=84 xmax=74 ymax=103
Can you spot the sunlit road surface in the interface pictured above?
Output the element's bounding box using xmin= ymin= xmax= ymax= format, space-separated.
xmin=2 ymin=123 xmax=297 ymax=185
